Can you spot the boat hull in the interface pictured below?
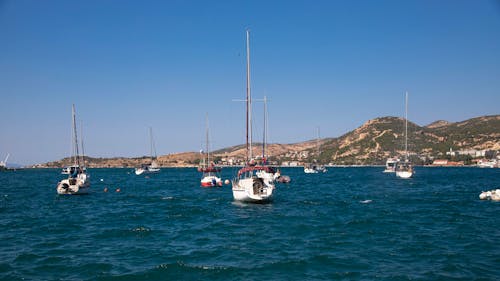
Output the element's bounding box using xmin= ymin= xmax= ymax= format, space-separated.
xmin=57 ymin=178 xmax=90 ymax=195
xmin=304 ymin=168 xmax=318 ymax=174
xmin=396 ymin=171 xmax=413 ymax=179
xmin=232 ymin=177 xmax=274 ymax=203
xmin=304 ymin=166 xmax=327 ymax=173
xmin=135 ymin=167 xmax=160 ymax=175
xmin=201 ymin=175 xmax=223 ymax=187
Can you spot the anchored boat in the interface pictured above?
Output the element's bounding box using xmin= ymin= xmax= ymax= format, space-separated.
xmin=198 ymin=114 xmax=223 ymax=187
xmin=56 ymin=105 xmax=90 ymax=195
xmin=135 ymin=127 xmax=160 ymax=175
xmin=231 ymin=30 xmax=275 ymax=203
xmin=383 ymin=157 xmax=399 ymax=173
xmin=396 ymin=92 xmax=414 ymax=179
xmin=304 ymin=127 xmax=327 ymax=174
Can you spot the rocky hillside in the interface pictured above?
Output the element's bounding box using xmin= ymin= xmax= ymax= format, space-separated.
xmin=40 ymin=152 xmax=202 ymax=168
xmin=292 ymin=115 xmax=500 ymax=165
xmin=39 ymin=115 xmax=499 ymax=167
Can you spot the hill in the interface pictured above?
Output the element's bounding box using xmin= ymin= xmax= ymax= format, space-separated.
xmin=283 ymin=115 xmax=499 ymax=165
xmin=38 ymin=115 xmax=499 ymax=167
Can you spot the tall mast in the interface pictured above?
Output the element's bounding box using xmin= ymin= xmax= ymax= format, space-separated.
xmin=72 ymin=104 xmax=80 ymax=166
xmin=149 ymin=127 xmax=152 ymax=159
xmin=246 ymin=29 xmax=252 ymax=162
xmin=149 ymin=127 xmax=157 ymax=160
xmin=262 ymin=95 xmax=267 ymax=160
xmin=317 ymin=126 xmax=320 ymax=160
xmin=205 ymin=113 xmax=210 ymax=165
xmin=80 ymin=120 xmax=86 ymax=167
xmin=405 ymin=91 xmax=408 ymax=161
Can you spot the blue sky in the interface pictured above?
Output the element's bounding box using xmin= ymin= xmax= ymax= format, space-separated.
xmin=1 ymin=0 xmax=499 ymax=165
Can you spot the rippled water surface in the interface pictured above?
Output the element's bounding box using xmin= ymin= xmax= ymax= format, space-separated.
xmin=1 ymin=167 xmax=499 ymax=280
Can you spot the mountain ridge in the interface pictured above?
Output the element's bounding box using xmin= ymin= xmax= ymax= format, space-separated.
xmin=37 ymin=115 xmax=500 ymax=167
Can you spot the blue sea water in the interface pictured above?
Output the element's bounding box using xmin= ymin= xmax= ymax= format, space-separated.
xmin=0 ymin=167 xmax=499 ymax=280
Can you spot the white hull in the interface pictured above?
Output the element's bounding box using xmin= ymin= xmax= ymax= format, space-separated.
xmin=383 ymin=169 xmax=396 ymax=173
xmin=479 ymin=189 xmax=500 ymax=201
xmin=304 ymin=166 xmax=326 ymax=173
xmin=232 ymin=177 xmax=274 ymax=203
xmin=57 ymin=175 xmax=90 ymax=195
xmin=135 ymin=167 xmax=160 ymax=175
xmin=304 ymin=168 xmax=318 ymax=174
xmin=477 ymin=160 xmax=497 ymax=168
xmin=201 ymin=175 xmax=222 ymax=187
xmin=396 ymin=170 xmax=413 ymax=179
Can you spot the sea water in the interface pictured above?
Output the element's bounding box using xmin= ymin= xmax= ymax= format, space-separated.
xmin=0 ymin=167 xmax=499 ymax=280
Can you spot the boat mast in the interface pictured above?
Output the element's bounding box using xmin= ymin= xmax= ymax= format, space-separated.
xmin=72 ymin=104 xmax=80 ymax=167
xmin=263 ymin=95 xmax=267 ymax=160
xmin=404 ymin=91 xmax=408 ymax=161
xmin=80 ymin=121 xmax=86 ymax=168
xmin=205 ymin=113 xmax=210 ymax=166
xmin=149 ymin=127 xmax=157 ymax=160
xmin=246 ymin=29 xmax=253 ymax=163
xmin=316 ymin=127 xmax=320 ymax=162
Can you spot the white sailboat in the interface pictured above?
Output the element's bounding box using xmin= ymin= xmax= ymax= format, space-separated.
xmin=304 ymin=127 xmax=327 ymax=173
xmin=0 ymin=154 xmax=9 ymax=171
xmin=477 ymin=159 xmax=498 ymax=168
xmin=232 ymin=30 xmax=275 ymax=203
xmin=135 ymin=127 xmax=160 ymax=175
xmin=303 ymin=164 xmax=319 ymax=173
xmin=255 ymin=96 xmax=281 ymax=183
xmin=383 ymin=157 xmax=399 ymax=173
xmin=198 ymin=114 xmax=223 ymax=187
xmin=396 ymin=92 xmax=414 ymax=179
xmin=56 ymin=105 xmax=90 ymax=195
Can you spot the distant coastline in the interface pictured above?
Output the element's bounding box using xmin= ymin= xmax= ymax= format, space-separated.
xmin=32 ymin=114 xmax=499 ymax=169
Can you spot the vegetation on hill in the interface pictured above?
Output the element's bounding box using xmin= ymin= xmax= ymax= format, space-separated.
xmin=39 ymin=115 xmax=499 ymax=167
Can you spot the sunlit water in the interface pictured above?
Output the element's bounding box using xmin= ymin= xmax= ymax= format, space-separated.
xmin=0 ymin=167 xmax=499 ymax=280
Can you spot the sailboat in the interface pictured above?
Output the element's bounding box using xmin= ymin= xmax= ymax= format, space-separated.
xmin=198 ymin=114 xmax=223 ymax=187
xmin=135 ymin=127 xmax=160 ymax=175
xmin=304 ymin=127 xmax=327 ymax=173
xmin=383 ymin=157 xmax=399 ymax=173
xmin=0 ymin=154 xmax=9 ymax=171
xmin=231 ymin=30 xmax=275 ymax=203
xmin=395 ymin=92 xmax=414 ymax=179
xmin=56 ymin=105 xmax=90 ymax=195
xmin=255 ymin=96 xmax=281 ymax=183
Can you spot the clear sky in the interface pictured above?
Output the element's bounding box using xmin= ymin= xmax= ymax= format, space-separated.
xmin=1 ymin=0 xmax=499 ymax=165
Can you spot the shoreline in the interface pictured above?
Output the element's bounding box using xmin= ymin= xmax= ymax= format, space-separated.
xmin=17 ymin=164 xmax=498 ymax=169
